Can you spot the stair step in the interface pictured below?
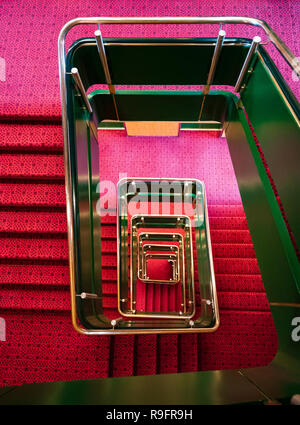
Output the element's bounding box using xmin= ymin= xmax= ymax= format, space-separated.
xmin=0 ymin=183 xmax=65 ymax=208
xmin=0 ymin=124 xmax=63 ymax=152
xmin=0 ymin=154 xmax=64 ymax=180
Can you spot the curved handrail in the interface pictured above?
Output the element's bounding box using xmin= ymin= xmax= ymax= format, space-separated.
xmin=58 ymin=17 xmax=300 ymax=330
xmin=58 ymin=17 xmax=300 ymax=145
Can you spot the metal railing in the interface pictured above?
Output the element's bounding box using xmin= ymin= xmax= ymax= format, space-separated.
xmin=58 ymin=17 xmax=300 ymax=334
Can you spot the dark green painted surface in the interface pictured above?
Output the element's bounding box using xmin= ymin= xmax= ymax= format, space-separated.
xmin=98 ymin=122 xmax=125 ymax=129
xmin=0 ymin=370 xmax=266 ymax=405
xmin=241 ymin=306 xmax=300 ymax=400
xmin=180 ymin=122 xmax=222 ymax=130
xmin=0 ymin=387 xmax=17 ymax=397
xmin=90 ymin=91 xmax=228 ymax=122
xmin=269 ymin=305 xmax=300 ymax=374
xmin=66 ymin=71 xmax=110 ymax=329
xmin=241 ymin=52 xmax=300 ymax=256
xmin=71 ymin=38 xmax=251 ymax=87
xmin=224 ymin=73 xmax=300 ymax=402
xmin=225 ymin=99 xmax=300 ymax=303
